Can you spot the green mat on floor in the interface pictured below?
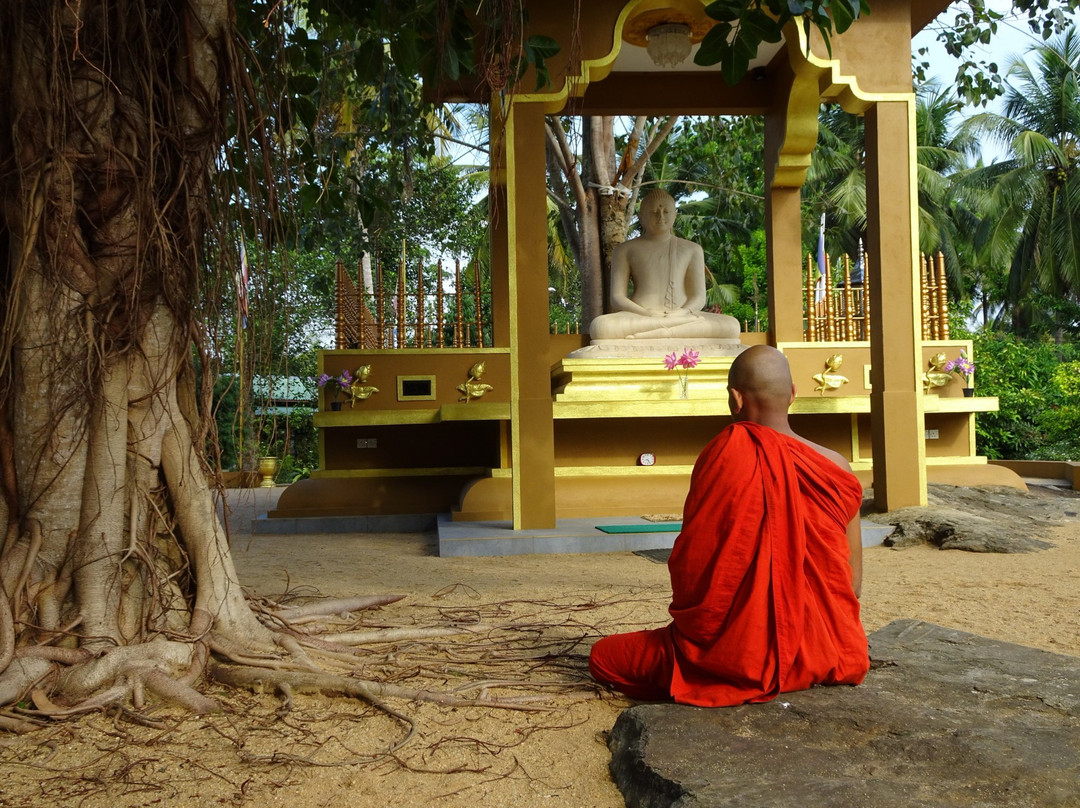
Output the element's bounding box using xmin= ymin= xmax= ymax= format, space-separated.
xmin=596 ymin=523 xmax=682 ymax=534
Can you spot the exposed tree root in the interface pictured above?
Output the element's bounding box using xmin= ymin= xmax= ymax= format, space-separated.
xmin=210 ymin=661 xmax=559 ymax=713
xmin=270 ymin=594 xmax=406 ymax=621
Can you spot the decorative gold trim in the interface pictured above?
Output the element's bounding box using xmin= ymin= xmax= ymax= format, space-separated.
xmin=926 ymin=456 xmax=989 ymax=466
xmin=312 ymin=402 xmax=511 ymax=427
xmin=396 ymin=375 xmax=437 ymax=401
xmin=314 ymin=409 xmax=440 ymax=427
xmin=554 ymin=465 xmax=695 ymax=477
xmin=440 ymin=403 xmax=512 ymax=421
xmin=320 ymin=347 xmax=509 ymax=357
xmin=511 ymin=0 xmax=715 ymax=112
xmin=553 ymin=400 xmax=731 ymax=418
xmin=776 ymin=340 xmax=872 ymax=350
xmin=787 ymin=396 xmax=998 ymax=415
xmin=311 ymin=467 xmax=490 ymax=479
xmin=773 ymin=23 xmax=917 ymax=188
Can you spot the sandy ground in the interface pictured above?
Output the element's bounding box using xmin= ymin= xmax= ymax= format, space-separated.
xmin=1 ymin=487 xmax=1078 ymax=808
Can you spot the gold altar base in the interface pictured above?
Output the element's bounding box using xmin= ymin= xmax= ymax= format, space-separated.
xmin=552 ymin=356 xmax=736 ymax=402
xmin=452 ymin=462 xmax=1027 ymax=524
xmin=455 ymin=473 xmax=694 ymax=522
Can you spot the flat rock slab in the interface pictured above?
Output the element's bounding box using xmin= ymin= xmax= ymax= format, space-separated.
xmin=608 ymin=620 xmax=1080 ymax=808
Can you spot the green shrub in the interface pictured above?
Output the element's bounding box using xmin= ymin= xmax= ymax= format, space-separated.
xmin=971 ymin=332 xmax=1080 ymax=460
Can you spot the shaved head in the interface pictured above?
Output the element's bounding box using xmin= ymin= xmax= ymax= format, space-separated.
xmin=728 ymin=345 xmax=794 ymax=416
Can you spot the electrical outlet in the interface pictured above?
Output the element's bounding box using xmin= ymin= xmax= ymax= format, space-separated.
xmin=925 ymin=429 xmax=939 ymax=440
xmin=356 ymin=438 xmax=377 ymax=449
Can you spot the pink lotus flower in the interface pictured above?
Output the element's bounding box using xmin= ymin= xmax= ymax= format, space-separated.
xmin=678 ymin=349 xmax=700 ymax=369
xmin=664 ymin=347 xmax=700 ymax=399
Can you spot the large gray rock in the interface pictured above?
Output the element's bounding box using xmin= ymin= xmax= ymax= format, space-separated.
xmin=608 ymin=620 xmax=1080 ymax=808
xmin=863 ymin=484 xmax=1078 ymax=552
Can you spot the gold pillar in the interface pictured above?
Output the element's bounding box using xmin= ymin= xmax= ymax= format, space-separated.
xmin=764 ymin=59 xmax=813 ymax=345
xmin=489 ymin=104 xmax=511 ymax=348
xmin=765 ymin=132 xmax=805 ymax=342
xmin=506 ymin=100 xmax=557 ymax=529
xmin=865 ymin=99 xmax=927 ymax=509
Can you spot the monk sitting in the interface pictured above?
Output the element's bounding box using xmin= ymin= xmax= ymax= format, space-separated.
xmin=589 ymin=345 xmax=869 ymax=706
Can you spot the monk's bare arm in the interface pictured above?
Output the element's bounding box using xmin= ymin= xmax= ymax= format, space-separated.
xmin=846 ymin=513 xmax=863 ymax=599
xmin=796 ymin=435 xmax=863 ymax=597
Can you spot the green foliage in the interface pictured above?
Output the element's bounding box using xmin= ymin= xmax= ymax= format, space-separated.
xmin=664 ymin=116 xmax=765 ymax=272
xmin=970 ymin=331 xmax=1080 ymax=460
xmin=366 ymin=155 xmax=486 ymax=265
xmin=916 ymin=0 xmax=1080 ymax=106
xmin=695 ymin=0 xmax=868 ymax=83
xmin=722 ymin=229 xmax=770 ymax=332
xmin=956 ymin=32 xmax=1080 ymax=335
xmin=805 ymin=86 xmax=978 ymax=291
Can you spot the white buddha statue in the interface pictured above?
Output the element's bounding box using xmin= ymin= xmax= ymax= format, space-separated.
xmin=587 ymin=189 xmax=740 ymax=342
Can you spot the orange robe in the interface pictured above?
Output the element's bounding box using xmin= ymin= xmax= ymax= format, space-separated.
xmin=589 ymin=421 xmax=869 ymax=707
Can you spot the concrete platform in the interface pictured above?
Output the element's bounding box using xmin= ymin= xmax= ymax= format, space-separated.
xmin=607 ymin=620 xmax=1080 ymax=808
xmin=436 ymin=514 xmax=682 ymax=557
xmin=250 ymin=503 xmax=893 ymax=557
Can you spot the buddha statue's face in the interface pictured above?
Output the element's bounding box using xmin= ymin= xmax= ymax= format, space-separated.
xmin=639 ymin=194 xmax=675 ymax=237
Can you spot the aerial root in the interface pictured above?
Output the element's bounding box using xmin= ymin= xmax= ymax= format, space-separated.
xmin=30 ymin=682 xmax=130 ymax=717
xmin=274 ymin=633 xmax=320 ymax=672
xmin=143 ymin=668 xmax=218 ymax=713
xmin=208 ymin=632 xmax=280 ymax=666
xmin=208 ymin=661 xmax=556 ymax=713
xmin=270 ymin=594 xmax=406 ymax=622
xmin=210 ymin=662 xmax=418 ymax=753
xmin=0 ymin=709 xmax=46 ymax=734
xmin=316 ymin=625 xmax=481 ymax=645
xmin=10 ymin=520 xmax=42 ymax=622
xmin=14 ymin=646 xmax=95 ymax=665
xmin=0 ymin=585 xmax=13 ymax=672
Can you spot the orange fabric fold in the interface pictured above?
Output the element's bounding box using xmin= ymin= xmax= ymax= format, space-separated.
xmin=664 ymin=421 xmax=869 ymax=706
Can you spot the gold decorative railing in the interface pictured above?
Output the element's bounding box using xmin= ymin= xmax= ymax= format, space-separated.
xmin=334 ymin=257 xmax=490 ymax=349
xmin=919 ymin=252 xmax=950 ymax=340
xmin=803 ymin=251 xmax=950 ymax=342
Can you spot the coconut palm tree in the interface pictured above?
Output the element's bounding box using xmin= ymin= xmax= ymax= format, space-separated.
xmin=958 ymin=32 xmax=1080 ymax=333
xmin=805 ymin=85 xmax=980 ymax=294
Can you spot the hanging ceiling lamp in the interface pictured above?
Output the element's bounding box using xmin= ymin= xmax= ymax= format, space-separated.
xmin=622 ymin=1 xmax=716 ymax=70
xmin=645 ymin=23 xmax=693 ymax=68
